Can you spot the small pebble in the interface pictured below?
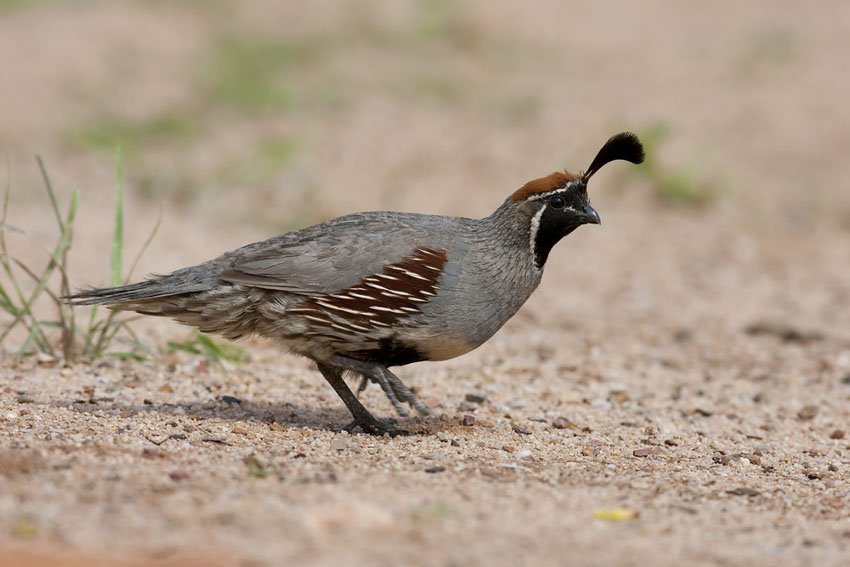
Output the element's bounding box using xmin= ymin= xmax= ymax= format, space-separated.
xmin=515 ymin=449 xmax=532 ymax=460
xmin=424 ymin=465 xmax=445 ymax=474
xmin=609 ymin=390 xmax=630 ymax=404
xmin=457 ymin=401 xmax=478 ymax=412
xmin=35 ymin=352 xmax=56 ymax=365
xmin=465 ymin=392 xmax=487 ymax=404
xmin=797 ymin=405 xmax=818 ymax=421
xmin=331 ymin=438 xmax=350 ymax=451
xmin=142 ymin=448 xmax=163 ymax=459
xmin=581 ymin=447 xmax=598 ymax=457
xmin=16 ymin=395 xmax=34 ymax=404
xmin=461 ymin=415 xmax=475 ymax=426
xmin=829 ymin=429 xmax=845 ymax=440
xmin=511 ymin=423 xmax=532 ymax=436
xmin=726 ymin=487 xmax=760 ymax=497
xmin=424 ymin=452 xmax=446 ymax=461
xmin=169 ymin=470 xmax=190 ymax=481
xmin=633 ymin=447 xmax=663 ymax=458
xmin=673 ymin=329 xmax=692 ymax=343
xmin=552 ymin=417 xmax=575 ymax=430
xmin=221 ymin=395 xmax=242 ymax=405
xmin=663 ymin=439 xmax=678 ymax=446
xmin=436 ymin=432 xmax=448 ymax=442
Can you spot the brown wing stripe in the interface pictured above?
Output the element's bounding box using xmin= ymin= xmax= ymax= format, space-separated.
xmin=290 ymin=247 xmax=448 ymax=332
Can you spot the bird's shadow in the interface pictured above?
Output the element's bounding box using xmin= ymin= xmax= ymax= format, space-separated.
xmin=54 ymin=395 xmax=441 ymax=436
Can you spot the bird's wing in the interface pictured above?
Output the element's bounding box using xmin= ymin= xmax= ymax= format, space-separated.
xmin=217 ymin=213 xmax=439 ymax=295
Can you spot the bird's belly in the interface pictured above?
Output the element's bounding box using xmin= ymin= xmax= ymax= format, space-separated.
xmin=409 ymin=332 xmax=479 ymax=362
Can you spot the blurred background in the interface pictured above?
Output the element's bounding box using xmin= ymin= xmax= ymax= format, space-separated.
xmin=1 ymin=0 xmax=849 ymax=338
xmin=2 ymin=3 xmax=850 ymax=564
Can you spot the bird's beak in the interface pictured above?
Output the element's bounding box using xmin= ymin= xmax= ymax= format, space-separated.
xmin=579 ymin=203 xmax=601 ymax=225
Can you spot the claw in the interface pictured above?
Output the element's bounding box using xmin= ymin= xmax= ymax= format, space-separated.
xmin=379 ymin=368 xmax=430 ymax=417
xmin=326 ymin=355 xmax=431 ymax=420
xmin=365 ymin=369 xmax=408 ymax=417
xmin=343 ymin=416 xmax=410 ymax=437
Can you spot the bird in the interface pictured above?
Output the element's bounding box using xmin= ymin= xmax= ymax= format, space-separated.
xmin=69 ymin=132 xmax=644 ymax=436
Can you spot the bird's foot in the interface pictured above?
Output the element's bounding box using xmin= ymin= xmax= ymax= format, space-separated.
xmin=374 ymin=369 xmax=430 ymax=418
xmin=342 ymin=416 xmax=410 ymax=437
xmin=327 ymin=355 xmax=430 ymax=419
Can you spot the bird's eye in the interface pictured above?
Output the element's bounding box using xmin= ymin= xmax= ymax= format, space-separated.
xmin=548 ymin=195 xmax=566 ymax=209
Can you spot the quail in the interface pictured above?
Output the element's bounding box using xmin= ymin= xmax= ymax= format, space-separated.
xmin=70 ymin=132 xmax=644 ymax=436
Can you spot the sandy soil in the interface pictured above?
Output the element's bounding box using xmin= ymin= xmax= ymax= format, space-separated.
xmin=1 ymin=1 xmax=850 ymax=565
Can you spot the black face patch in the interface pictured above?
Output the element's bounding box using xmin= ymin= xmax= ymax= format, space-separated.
xmin=532 ymin=185 xmax=594 ymax=269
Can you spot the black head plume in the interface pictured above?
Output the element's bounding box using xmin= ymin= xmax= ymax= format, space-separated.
xmin=582 ymin=132 xmax=645 ymax=182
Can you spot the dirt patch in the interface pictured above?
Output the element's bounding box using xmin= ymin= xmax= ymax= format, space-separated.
xmin=2 ymin=1 xmax=850 ymax=566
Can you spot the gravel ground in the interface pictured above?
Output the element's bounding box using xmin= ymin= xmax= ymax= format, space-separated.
xmin=2 ymin=1 xmax=850 ymax=566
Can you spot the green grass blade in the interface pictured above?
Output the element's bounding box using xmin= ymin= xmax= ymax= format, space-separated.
xmin=58 ymin=188 xmax=79 ymax=361
xmin=110 ymin=149 xmax=124 ymax=286
xmin=11 ymin=257 xmax=63 ymax=303
xmin=106 ymin=351 xmax=147 ymax=362
xmin=125 ymin=204 xmax=162 ymax=283
xmin=0 ymin=157 xmax=15 ymax=318
xmin=0 ymin=249 xmax=53 ymax=354
xmin=1 ymin=160 xmax=78 ymax=357
xmin=36 ymin=155 xmax=65 ymax=231
xmin=167 ymin=338 xmax=203 ymax=356
xmin=195 ymin=331 xmax=248 ymax=364
xmin=89 ymin=308 xmax=119 ymax=360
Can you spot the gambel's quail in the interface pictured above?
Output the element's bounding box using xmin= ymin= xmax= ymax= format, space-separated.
xmin=70 ymin=132 xmax=644 ymax=435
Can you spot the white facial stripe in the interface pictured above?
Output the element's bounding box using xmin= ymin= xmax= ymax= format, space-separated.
xmin=528 ymin=205 xmax=547 ymax=271
xmin=525 ymin=181 xmax=582 ymax=201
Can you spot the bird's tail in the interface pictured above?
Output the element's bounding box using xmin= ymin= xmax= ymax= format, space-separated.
xmin=67 ymin=267 xmax=218 ymax=308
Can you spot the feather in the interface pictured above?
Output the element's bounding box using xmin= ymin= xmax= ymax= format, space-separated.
xmin=582 ymin=132 xmax=645 ymax=182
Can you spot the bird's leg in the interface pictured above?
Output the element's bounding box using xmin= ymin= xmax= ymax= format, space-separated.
xmin=372 ymin=373 xmax=410 ymax=417
xmin=329 ymin=355 xmax=431 ymax=417
xmin=347 ymin=362 xmax=409 ymax=417
xmin=376 ymin=366 xmax=430 ymax=416
xmin=355 ymin=372 xmax=407 ymax=418
xmin=315 ymin=361 xmax=409 ymax=437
